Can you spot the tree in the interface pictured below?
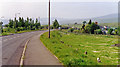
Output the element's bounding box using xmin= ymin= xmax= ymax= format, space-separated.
xmin=53 ymin=19 xmax=59 ymax=29
xmin=25 ymin=17 xmax=30 ymax=30
xmin=88 ymin=19 xmax=92 ymax=24
xmin=6 ymin=17 xmax=40 ymax=32
xmin=82 ymin=24 xmax=85 ymax=30
xmin=21 ymin=17 xmax=25 ymax=27
xmin=74 ymin=22 xmax=77 ymax=25
xmin=9 ymin=19 xmax=14 ymax=28
xmin=24 ymin=20 xmax=28 ymax=30
xmin=13 ymin=17 xmax=18 ymax=29
xmin=29 ymin=18 xmax=32 ymax=30
xmin=38 ymin=21 xmax=41 ymax=29
xmin=85 ymin=24 xmax=92 ymax=33
xmin=4 ymin=24 xmax=9 ymax=27
xmin=0 ymin=21 xmax=3 ymax=33
xmin=18 ymin=17 xmax=22 ymax=27
xmin=85 ymin=22 xmax=99 ymax=34
xmin=35 ymin=18 xmax=39 ymax=29
xmin=83 ymin=21 xmax=87 ymax=25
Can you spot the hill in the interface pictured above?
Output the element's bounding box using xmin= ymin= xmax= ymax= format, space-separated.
xmin=59 ymin=13 xmax=118 ymax=25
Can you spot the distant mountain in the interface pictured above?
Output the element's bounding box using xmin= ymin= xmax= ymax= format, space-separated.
xmin=59 ymin=13 xmax=118 ymax=25
xmin=91 ymin=13 xmax=118 ymax=23
xmin=95 ymin=13 xmax=118 ymax=19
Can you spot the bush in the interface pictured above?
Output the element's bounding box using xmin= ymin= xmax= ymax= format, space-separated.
xmin=81 ymin=29 xmax=86 ymax=33
xmin=85 ymin=23 xmax=100 ymax=34
xmin=115 ymin=29 xmax=118 ymax=35
xmin=16 ymin=27 xmax=20 ymax=31
xmin=68 ymin=28 xmax=74 ymax=32
xmin=31 ymin=27 xmax=35 ymax=30
xmin=108 ymin=28 xmax=113 ymax=35
xmin=16 ymin=27 xmax=24 ymax=31
xmin=94 ymin=29 xmax=102 ymax=34
xmin=73 ymin=30 xmax=80 ymax=33
xmin=53 ymin=19 xmax=59 ymax=29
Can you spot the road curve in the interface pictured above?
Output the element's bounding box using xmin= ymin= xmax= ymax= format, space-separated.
xmin=2 ymin=30 xmax=47 ymax=65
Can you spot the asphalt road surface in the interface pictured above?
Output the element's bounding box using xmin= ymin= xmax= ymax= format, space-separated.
xmin=2 ymin=30 xmax=48 ymax=65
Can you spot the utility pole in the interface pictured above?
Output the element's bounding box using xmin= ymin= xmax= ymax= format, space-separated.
xmin=48 ymin=0 xmax=50 ymax=38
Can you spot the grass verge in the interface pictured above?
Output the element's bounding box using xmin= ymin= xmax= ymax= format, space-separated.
xmin=1 ymin=29 xmax=47 ymax=36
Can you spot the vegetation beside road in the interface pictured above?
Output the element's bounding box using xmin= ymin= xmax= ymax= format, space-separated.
xmin=40 ymin=30 xmax=118 ymax=65
xmin=1 ymin=26 xmax=48 ymax=36
xmin=1 ymin=18 xmax=60 ymax=36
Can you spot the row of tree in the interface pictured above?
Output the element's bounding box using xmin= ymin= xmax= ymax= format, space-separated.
xmin=4 ymin=17 xmax=60 ymax=32
xmin=5 ymin=17 xmax=41 ymax=31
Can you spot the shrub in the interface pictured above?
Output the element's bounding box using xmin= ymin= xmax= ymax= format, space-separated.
xmin=16 ymin=27 xmax=20 ymax=31
xmin=85 ymin=23 xmax=100 ymax=34
xmin=81 ymin=29 xmax=86 ymax=33
xmin=94 ymin=29 xmax=102 ymax=34
xmin=68 ymin=28 xmax=74 ymax=32
xmin=73 ymin=30 xmax=80 ymax=33
xmin=108 ymin=28 xmax=113 ymax=35
xmin=53 ymin=19 xmax=59 ymax=29
xmin=115 ymin=29 xmax=118 ymax=35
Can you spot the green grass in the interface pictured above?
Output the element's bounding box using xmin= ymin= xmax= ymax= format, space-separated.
xmin=40 ymin=30 xmax=118 ymax=65
xmin=1 ymin=28 xmax=47 ymax=36
xmin=62 ymin=22 xmax=118 ymax=28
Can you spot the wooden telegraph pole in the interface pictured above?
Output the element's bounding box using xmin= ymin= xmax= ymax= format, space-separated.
xmin=48 ymin=0 xmax=50 ymax=38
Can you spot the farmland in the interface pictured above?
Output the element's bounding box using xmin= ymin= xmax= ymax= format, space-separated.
xmin=40 ymin=30 xmax=118 ymax=65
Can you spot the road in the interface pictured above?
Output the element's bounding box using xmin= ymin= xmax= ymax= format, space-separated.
xmin=2 ymin=30 xmax=48 ymax=65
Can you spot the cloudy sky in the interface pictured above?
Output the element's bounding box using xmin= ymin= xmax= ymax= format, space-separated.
xmin=0 ymin=0 xmax=119 ymax=20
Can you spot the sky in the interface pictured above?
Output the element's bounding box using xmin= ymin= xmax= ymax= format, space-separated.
xmin=0 ymin=0 xmax=119 ymax=2
xmin=0 ymin=0 xmax=119 ymax=20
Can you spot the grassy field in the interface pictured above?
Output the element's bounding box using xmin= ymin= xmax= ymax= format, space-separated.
xmin=99 ymin=22 xmax=118 ymax=27
xmin=62 ymin=22 xmax=118 ymax=28
xmin=62 ymin=24 xmax=82 ymax=28
xmin=40 ymin=30 xmax=118 ymax=65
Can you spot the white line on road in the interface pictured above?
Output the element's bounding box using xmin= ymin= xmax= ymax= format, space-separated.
xmin=20 ymin=40 xmax=30 ymax=67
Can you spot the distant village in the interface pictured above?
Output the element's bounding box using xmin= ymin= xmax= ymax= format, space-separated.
xmin=59 ymin=20 xmax=118 ymax=35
